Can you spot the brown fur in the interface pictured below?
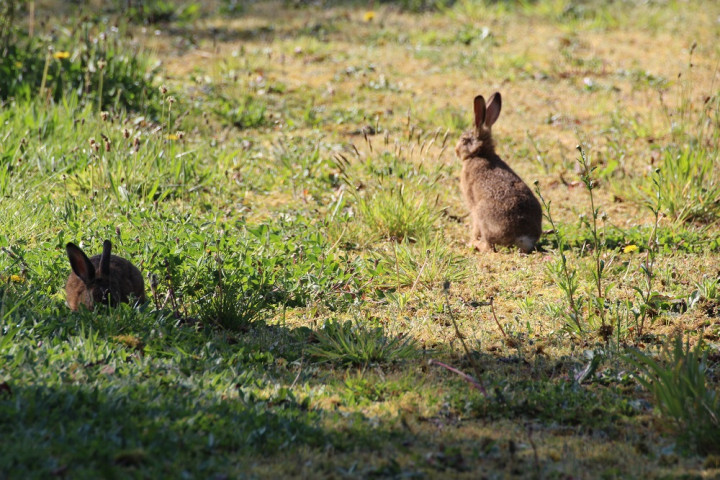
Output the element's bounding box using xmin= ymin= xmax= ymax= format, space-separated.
xmin=455 ymin=92 xmax=542 ymax=253
xmin=65 ymin=240 xmax=145 ymax=311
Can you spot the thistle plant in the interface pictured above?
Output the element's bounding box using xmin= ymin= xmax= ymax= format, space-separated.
xmin=577 ymin=145 xmax=613 ymax=338
xmin=534 ymin=181 xmax=584 ymax=333
xmin=632 ymin=171 xmax=662 ymax=338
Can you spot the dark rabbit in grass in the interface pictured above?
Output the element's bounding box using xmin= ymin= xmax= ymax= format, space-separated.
xmin=65 ymin=240 xmax=146 ymax=311
xmin=455 ymin=92 xmax=542 ymax=253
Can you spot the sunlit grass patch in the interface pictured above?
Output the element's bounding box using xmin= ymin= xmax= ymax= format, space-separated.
xmin=356 ymin=184 xmax=441 ymax=242
xmin=0 ymin=15 xmax=159 ymax=112
xmin=648 ymin=147 xmax=720 ymax=225
xmin=214 ymin=94 xmax=269 ymax=129
xmin=350 ymin=144 xmax=449 ymax=245
xmin=368 ymin=235 xmax=469 ymax=290
xmin=307 ymin=318 xmax=419 ymax=366
xmin=0 ymin=98 xmax=206 ymax=207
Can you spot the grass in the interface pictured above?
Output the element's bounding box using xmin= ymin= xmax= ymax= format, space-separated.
xmin=356 ymin=184 xmax=441 ymax=242
xmin=1 ymin=0 xmax=720 ymax=478
xmin=370 ymin=235 xmax=469 ymax=289
xmin=308 ymin=318 xmax=419 ymax=366
xmin=650 ymin=147 xmax=720 ymax=224
xmin=628 ymin=337 xmax=720 ymax=455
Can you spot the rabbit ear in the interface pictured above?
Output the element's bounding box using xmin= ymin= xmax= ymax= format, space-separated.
xmin=473 ymin=95 xmax=486 ymax=131
xmin=100 ymin=240 xmax=112 ymax=276
xmin=67 ymin=243 xmax=95 ymax=285
xmin=485 ymin=92 xmax=502 ymax=128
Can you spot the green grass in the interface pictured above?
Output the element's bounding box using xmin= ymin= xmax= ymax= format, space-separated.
xmin=1 ymin=0 xmax=720 ymax=478
xmin=369 ymin=235 xmax=469 ymax=289
xmin=308 ymin=318 xmax=419 ymax=365
xmin=650 ymin=147 xmax=720 ymax=224
xmin=356 ymin=184 xmax=441 ymax=242
xmin=0 ymin=16 xmax=159 ymax=112
xmin=628 ymin=337 xmax=720 ymax=455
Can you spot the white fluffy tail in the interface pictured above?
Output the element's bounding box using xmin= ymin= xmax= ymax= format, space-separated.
xmin=515 ymin=235 xmax=537 ymax=253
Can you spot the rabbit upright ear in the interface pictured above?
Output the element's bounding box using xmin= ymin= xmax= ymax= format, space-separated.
xmin=473 ymin=95 xmax=486 ymax=131
xmin=484 ymin=92 xmax=502 ymax=128
xmin=67 ymin=243 xmax=95 ymax=285
xmin=100 ymin=240 xmax=112 ymax=276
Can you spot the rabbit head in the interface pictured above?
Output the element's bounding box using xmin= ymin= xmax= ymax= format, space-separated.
xmin=455 ymin=92 xmax=502 ymax=161
xmin=65 ymin=240 xmax=146 ymax=311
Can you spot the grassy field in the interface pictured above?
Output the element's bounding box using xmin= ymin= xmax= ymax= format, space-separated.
xmin=1 ymin=0 xmax=720 ymax=478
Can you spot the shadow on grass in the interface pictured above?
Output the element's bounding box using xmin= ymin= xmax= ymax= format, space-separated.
xmin=0 ymin=286 xmax=648 ymax=478
xmin=158 ymin=0 xmax=461 ymax=45
xmin=1 ymin=383 xmax=540 ymax=478
xmin=0 ymin=382 xmax=324 ymax=478
xmin=0 ymin=358 xmax=645 ymax=478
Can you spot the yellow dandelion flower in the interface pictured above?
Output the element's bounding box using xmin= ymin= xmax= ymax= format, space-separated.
xmin=363 ymin=10 xmax=376 ymax=22
xmin=14 ymin=61 xmax=22 ymax=68
xmin=112 ymin=334 xmax=143 ymax=349
xmin=53 ymin=51 xmax=71 ymax=60
xmin=623 ymin=245 xmax=639 ymax=253
xmin=166 ymin=134 xmax=178 ymax=141
xmin=10 ymin=274 xmax=24 ymax=283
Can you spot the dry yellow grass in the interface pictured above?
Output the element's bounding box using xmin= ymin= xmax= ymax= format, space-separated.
xmin=137 ymin=0 xmax=720 ymax=358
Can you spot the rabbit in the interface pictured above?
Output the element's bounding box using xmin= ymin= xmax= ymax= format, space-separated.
xmin=455 ymin=92 xmax=542 ymax=253
xmin=65 ymin=239 xmax=146 ymax=311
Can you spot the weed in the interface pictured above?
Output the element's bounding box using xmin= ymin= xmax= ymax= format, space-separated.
xmin=627 ymin=337 xmax=720 ymax=454
xmin=577 ymin=145 xmax=612 ymax=332
xmin=535 ymin=182 xmax=584 ymax=333
xmin=631 ymin=172 xmax=662 ymax=338
xmin=1 ymin=19 xmax=159 ymax=112
xmin=648 ymin=148 xmax=720 ymax=224
xmin=369 ymin=235 xmax=468 ymax=290
xmin=2 ymin=1 xmax=720 ymax=477
xmin=356 ymin=184 xmax=440 ymax=242
xmin=198 ymin=253 xmax=270 ymax=333
xmin=694 ymin=275 xmax=720 ymax=301
xmin=307 ymin=318 xmax=418 ymax=366
xmin=214 ymin=94 xmax=268 ymax=129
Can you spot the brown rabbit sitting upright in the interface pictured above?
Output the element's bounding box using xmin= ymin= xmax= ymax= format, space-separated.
xmin=65 ymin=240 xmax=146 ymax=310
xmin=456 ymin=92 xmax=542 ymax=253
